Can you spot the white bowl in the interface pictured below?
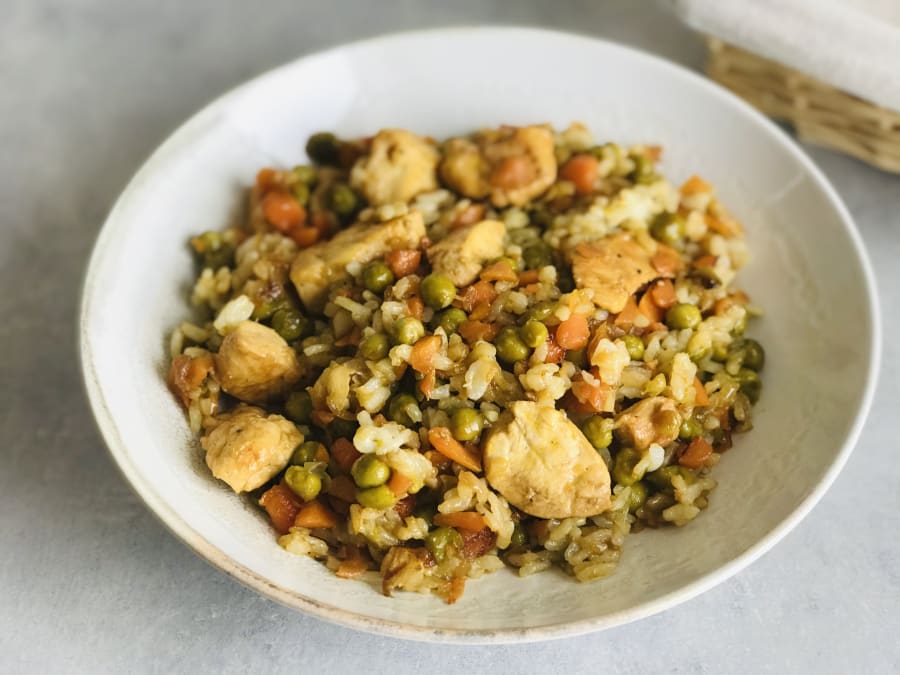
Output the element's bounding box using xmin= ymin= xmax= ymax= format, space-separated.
xmin=80 ymin=27 xmax=880 ymax=643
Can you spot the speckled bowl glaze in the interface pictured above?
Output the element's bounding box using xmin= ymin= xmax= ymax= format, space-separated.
xmin=80 ymin=28 xmax=880 ymax=643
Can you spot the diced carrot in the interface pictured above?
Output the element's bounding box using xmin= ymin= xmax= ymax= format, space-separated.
xmin=262 ymin=192 xmax=306 ymax=233
xmin=327 ymin=474 xmax=357 ymax=503
xmin=410 ymin=335 xmax=441 ymax=374
xmin=480 ymin=261 xmax=518 ymax=282
xmin=331 ymin=437 xmax=361 ymax=472
xmin=614 ymin=296 xmax=640 ymax=330
xmin=289 ymin=226 xmax=320 ymax=248
xmin=637 ymin=291 xmax=662 ymax=324
xmin=311 ymin=409 xmax=335 ymax=427
xmin=543 ymin=335 xmax=566 ymax=364
xmin=645 ymin=145 xmax=663 ymax=161
xmin=433 ymin=511 xmax=487 ymax=531
xmin=419 ymin=370 xmax=436 ymax=399
xmin=651 ymin=244 xmax=682 ymax=276
xmin=704 ymin=212 xmax=734 ymax=237
xmin=649 ymin=279 xmax=677 ymax=309
xmin=490 ymin=155 xmax=536 ymax=189
xmin=427 ymin=427 xmax=483 ymax=473
xmin=679 ymin=437 xmax=713 ymax=469
xmin=680 ymin=175 xmax=713 ymax=196
xmin=560 ymin=154 xmax=599 ymax=195
xmin=555 ymin=313 xmax=589 ymax=350
xmin=693 ymin=377 xmax=710 ymax=406
xmin=259 ymin=482 xmax=304 ymax=535
xmin=255 ymin=167 xmax=280 ymax=193
xmin=451 ymin=203 xmax=485 ymax=229
xmin=570 ymin=377 xmax=615 ymax=413
xmin=469 ymin=300 xmax=492 ymax=321
xmin=694 ymin=255 xmax=718 ymax=270
xmin=167 ymin=353 xmax=214 ymax=408
xmin=517 ymin=269 xmax=540 ymax=285
xmin=293 ymin=499 xmax=338 ymax=529
xmin=458 ymin=320 xmax=498 ymax=344
xmin=385 ymin=249 xmax=421 ymax=278
xmin=456 ymin=280 xmax=497 ymax=313
xmin=407 ymin=295 xmax=425 ymax=320
xmin=387 ymin=471 xmax=413 ymax=497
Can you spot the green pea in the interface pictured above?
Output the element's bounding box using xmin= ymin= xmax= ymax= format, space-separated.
xmin=582 ymin=416 xmax=614 ymax=450
xmin=665 ymin=303 xmax=702 ymax=330
xmin=252 ymin=295 xmax=288 ymax=321
xmin=388 ymin=393 xmax=421 ymax=427
xmin=629 ymin=154 xmax=657 ymax=185
xmin=679 ymin=417 xmax=703 ymax=440
xmin=711 ymin=343 xmax=729 ymax=362
xmin=736 ymin=368 xmax=762 ymax=404
xmin=284 ymin=465 xmax=322 ymax=502
xmin=361 ymin=261 xmax=395 ymax=295
xmin=291 ymin=164 xmax=318 ymax=186
xmin=291 ymin=440 xmax=324 ymax=465
xmin=523 ymin=301 xmax=555 ymax=324
xmin=450 ymin=408 xmax=484 ymax=442
xmin=655 ymin=409 xmax=682 ymax=443
xmin=424 ymin=526 xmax=463 ymax=562
xmin=627 ymin=481 xmax=649 ymax=513
xmin=351 ymin=454 xmax=391 ymax=488
xmin=191 ymin=232 xmax=233 ymax=269
xmin=356 ymin=484 xmax=397 ymax=510
xmin=650 ymin=212 xmax=685 ymax=246
xmin=192 ymin=230 xmax=222 ymax=254
xmin=205 ymin=245 xmax=235 ymax=270
xmin=271 ymin=308 xmax=310 ymax=342
xmin=739 ymin=338 xmax=765 ymax=371
xmin=420 ymin=273 xmax=456 ymax=310
xmin=434 ymin=308 xmax=467 ymax=334
xmin=291 ymin=181 xmax=310 ymax=206
xmin=518 ymin=320 xmax=549 ymax=349
xmin=329 ymin=183 xmax=358 ymax=217
xmin=394 ymin=316 xmax=425 ymax=345
xmin=646 ymin=466 xmax=681 ymax=490
xmin=359 ymin=333 xmax=390 ymax=360
xmin=495 ymin=326 xmax=531 ymax=364
xmin=285 ymin=391 xmax=312 ymax=424
xmin=523 ymin=243 xmax=553 ymax=270
xmin=306 ymin=132 xmax=340 ymax=165
xmin=329 ymin=417 xmax=358 ymax=439
xmin=509 ymin=522 xmax=528 ymax=548
xmin=623 ymin=334 xmax=645 ymax=360
xmin=613 ymin=447 xmax=642 ymax=486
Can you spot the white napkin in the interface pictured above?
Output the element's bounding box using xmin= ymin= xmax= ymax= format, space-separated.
xmin=672 ymin=0 xmax=900 ymax=113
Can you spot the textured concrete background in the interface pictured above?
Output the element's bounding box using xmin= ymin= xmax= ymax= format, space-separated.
xmin=2 ymin=1 xmax=898 ymax=673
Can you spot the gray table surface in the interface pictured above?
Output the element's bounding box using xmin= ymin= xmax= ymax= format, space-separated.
xmin=3 ymin=1 xmax=898 ymax=672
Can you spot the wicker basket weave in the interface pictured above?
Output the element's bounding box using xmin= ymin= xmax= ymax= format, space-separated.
xmin=705 ymin=37 xmax=900 ymax=173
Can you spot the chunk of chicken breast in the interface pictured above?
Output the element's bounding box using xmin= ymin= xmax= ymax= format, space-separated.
xmin=290 ymin=211 xmax=426 ymax=312
xmin=426 ymin=219 xmax=506 ymax=287
xmin=483 ymin=401 xmax=611 ymax=519
xmin=214 ymin=320 xmax=302 ymax=404
xmin=350 ymin=129 xmax=440 ymax=206
xmin=439 ymin=126 xmax=557 ymax=207
xmin=614 ymin=396 xmax=682 ymax=450
xmin=571 ymin=232 xmax=671 ymax=313
xmin=201 ymin=405 xmax=302 ymax=492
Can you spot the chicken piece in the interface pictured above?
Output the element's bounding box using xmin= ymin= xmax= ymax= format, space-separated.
xmin=426 ymin=219 xmax=506 ymax=287
xmin=201 ymin=405 xmax=303 ymax=492
xmin=290 ymin=211 xmax=426 ymax=312
xmin=483 ymin=401 xmax=611 ymax=519
xmin=571 ymin=232 xmax=670 ymax=313
xmin=350 ymin=129 xmax=440 ymax=206
xmin=439 ymin=126 xmax=557 ymax=207
xmin=614 ymin=396 xmax=682 ymax=450
xmin=214 ymin=321 xmax=302 ymax=404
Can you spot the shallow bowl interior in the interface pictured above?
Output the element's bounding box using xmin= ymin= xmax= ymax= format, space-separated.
xmin=81 ymin=28 xmax=879 ymax=642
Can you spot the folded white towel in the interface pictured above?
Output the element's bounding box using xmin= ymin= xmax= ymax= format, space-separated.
xmin=672 ymin=0 xmax=900 ymax=112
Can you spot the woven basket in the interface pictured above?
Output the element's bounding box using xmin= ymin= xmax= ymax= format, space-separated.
xmin=705 ymin=37 xmax=900 ymax=173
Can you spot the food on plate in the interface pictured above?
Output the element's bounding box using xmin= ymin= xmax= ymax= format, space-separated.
xmin=167 ymin=122 xmax=764 ymax=602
